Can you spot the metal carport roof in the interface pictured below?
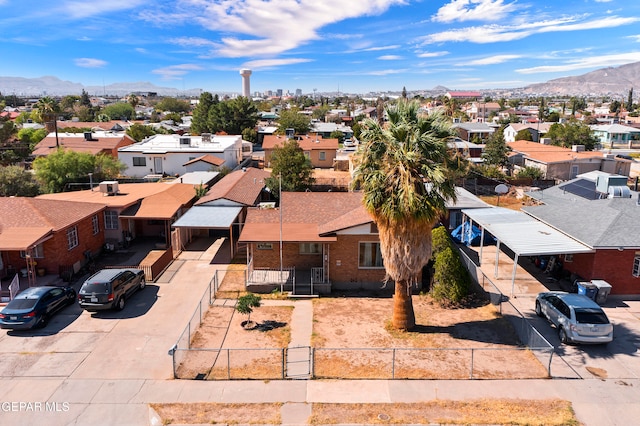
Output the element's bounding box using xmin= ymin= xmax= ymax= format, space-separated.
xmin=461 ymin=207 xmax=594 ymax=296
xmin=172 ymin=206 xmax=242 ymax=229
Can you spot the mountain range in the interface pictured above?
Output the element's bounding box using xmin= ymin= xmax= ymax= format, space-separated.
xmin=1 ymin=61 xmax=640 ymax=98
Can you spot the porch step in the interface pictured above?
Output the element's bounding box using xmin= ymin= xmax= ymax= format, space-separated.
xmin=287 ymin=292 xmax=319 ymax=299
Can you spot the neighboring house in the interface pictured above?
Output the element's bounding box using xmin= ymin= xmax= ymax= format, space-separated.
xmin=172 ymin=167 xmax=271 ymax=257
xmin=445 ymin=91 xmax=481 ymax=100
xmin=465 ymin=102 xmax=501 ymax=122
xmin=507 ymin=140 xmax=631 ymax=180
xmin=262 ymin=134 xmax=338 ymax=168
xmin=0 ymin=198 xmax=105 ymax=281
xmin=55 ymin=120 xmax=131 ymax=132
xmin=503 ymin=123 xmax=553 ymax=142
xmin=591 ymin=123 xmax=640 ymax=148
xmin=310 ymin=122 xmax=354 ymax=139
xmin=523 ymin=172 xmax=640 ymax=295
xmin=448 ymin=138 xmax=483 ymax=162
xmin=32 ymin=131 xmax=136 ymax=158
xmin=118 ymin=133 xmax=243 ymax=177
xmin=183 ymin=155 xmax=225 ymax=173
xmin=451 ymin=122 xmax=495 ymax=143
xmin=38 ymin=182 xmax=197 ymax=249
xmin=239 ymin=192 xmax=385 ymax=295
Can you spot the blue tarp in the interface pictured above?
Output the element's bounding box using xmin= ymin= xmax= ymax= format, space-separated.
xmin=451 ymin=223 xmax=496 ymax=246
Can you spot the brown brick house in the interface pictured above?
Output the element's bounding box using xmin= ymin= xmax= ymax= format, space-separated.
xmin=0 ymin=198 xmax=105 ymax=281
xmin=238 ymin=192 xmax=387 ymax=294
xmin=32 ymin=130 xmax=136 ymax=158
xmin=262 ymin=134 xmax=338 ymax=169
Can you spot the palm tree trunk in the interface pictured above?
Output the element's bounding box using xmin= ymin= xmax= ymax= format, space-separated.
xmin=392 ymin=279 xmax=415 ymax=330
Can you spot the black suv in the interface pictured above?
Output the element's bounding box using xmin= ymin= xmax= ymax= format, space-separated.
xmin=78 ymin=268 xmax=146 ymax=312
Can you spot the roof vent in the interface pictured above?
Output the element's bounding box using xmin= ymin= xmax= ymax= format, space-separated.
xmin=179 ymin=136 xmax=191 ymax=145
xmin=201 ymin=133 xmax=211 ymax=142
xmin=99 ymin=181 xmax=119 ymax=196
xmin=84 ymin=131 xmax=94 ymax=141
xmin=607 ymin=185 xmax=631 ymax=199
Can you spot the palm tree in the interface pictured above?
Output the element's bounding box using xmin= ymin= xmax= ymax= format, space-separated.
xmin=353 ymin=99 xmax=457 ymax=331
xmin=35 ymin=96 xmax=59 ymax=146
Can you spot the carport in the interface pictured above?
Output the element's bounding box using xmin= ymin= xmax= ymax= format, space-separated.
xmin=461 ymin=207 xmax=594 ymax=296
xmin=172 ymin=206 xmax=242 ymax=259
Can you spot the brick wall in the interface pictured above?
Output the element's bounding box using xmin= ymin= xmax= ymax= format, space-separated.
xmin=563 ymin=249 xmax=640 ymax=295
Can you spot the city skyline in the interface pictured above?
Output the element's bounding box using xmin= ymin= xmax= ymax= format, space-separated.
xmin=2 ymin=1 xmax=640 ymax=95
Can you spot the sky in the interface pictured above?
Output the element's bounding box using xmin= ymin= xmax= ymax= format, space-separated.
xmin=1 ymin=0 xmax=640 ymax=95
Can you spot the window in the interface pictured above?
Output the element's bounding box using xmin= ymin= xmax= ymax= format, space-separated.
xmin=20 ymin=244 xmax=44 ymax=259
xmin=133 ymin=157 xmax=146 ymax=166
xmin=319 ymin=151 xmax=326 ymax=161
xmin=67 ymin=226 xmax=79 ymax=250
xmin=257 ymin=243 xmax=273 ymax=250
xmin=92 ymin=214 xmax=99 ymax=235
xmin=104 ymin=210 xmax=119 ymax=230
xmin=299 ymin=243 xmax=322 ymax=254
xmin=564 ymin=254 xmax=573 ymax=263
xmin=633 ymin=254 xmax=640 ymax=277
xmin=359 ymin=242 xmax=384 ymax=268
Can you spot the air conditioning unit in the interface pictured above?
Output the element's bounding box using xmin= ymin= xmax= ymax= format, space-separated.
xmin=607 ymin=185 xmax=631 ymax=199
xmin=179 ymin=136 xmax=191 ymax=145
xmin=99 ymin=181 xmax=119 ymax=196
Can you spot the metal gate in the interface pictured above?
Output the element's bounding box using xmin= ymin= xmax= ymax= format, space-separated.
xmin=285 ymin=346 xmax=312 ymax=379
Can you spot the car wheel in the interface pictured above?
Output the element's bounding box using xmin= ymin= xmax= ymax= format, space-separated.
xmin=559 ymin=327 xmax=569 ymax=344
xmin=115 ymin=297 xmax=125 ymax=311
xmin=37 ymin=315 xmax=49 ymax=329
xmin=139 ymin=278 xmax=146 ymax=290
xmin=535 ymin=301 xmax=543 ymax=317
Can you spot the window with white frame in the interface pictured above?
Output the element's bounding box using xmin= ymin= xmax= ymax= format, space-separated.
xmin=359 ymin=242 xmax=384 ymax=268
xmin=299 ymin=243 xmax=322 ymax=254
xmin=133 ymin=157 xmax=146 ymax=166
xmin=67 ymin=226 xmax=79 ymax=250
xmin=564 ymin=254 xmax=573 ymax=262
xmin=633 ymin=254 xmax=640 ymax=277
xmin=92 ymin=214 xmax=99 ymax=235
xmin=20 ymin=244 xmax=44 ymax=259
xmin=104 ymin=210 xmax=119 ymax=230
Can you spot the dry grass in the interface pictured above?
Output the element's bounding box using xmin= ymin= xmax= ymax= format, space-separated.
xmin=216 ymin=263 xmax=289 ymax=300
xmin=310 ymin=399 xmax=578 ymax=425
xmin=150 ymin=402 xmax=282 ymax=425
xmin=150 ymin=399 xmax=578 ymax=425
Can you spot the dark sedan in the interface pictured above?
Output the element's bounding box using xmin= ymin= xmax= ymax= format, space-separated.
xmin=0 ymin=286 xmax=76 ymax=330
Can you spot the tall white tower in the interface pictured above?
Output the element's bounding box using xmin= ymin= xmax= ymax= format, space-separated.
xmin=239 ymin=69 xmax=252 ymax=98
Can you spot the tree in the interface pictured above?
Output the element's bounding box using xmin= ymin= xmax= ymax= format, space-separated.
xmin=242 ymin=127 xmax=257 ymax=144
xmin=101 ymin=103 xmax=135 ymax=121
xmin=0 ymin=117 xmax=17 ymax=144
xmin=0 ymin=165 xmax=40 ymax=196
xmin=264 ymin=138 xmax=315 ymax=195
xmin=17 ymin=127 xmax=46 ymax=150
xmin=482 ymin=130 xmax=510 ymax=166
xmin=352 ymin=100 xmax=457 ymax=331
xmin=401 ymin=86 xmax=407 ymax=99
xmin=515 ymin=129 xmax=533 ymax=141
xmin=236 ymin=293 xmax=261 ymax=327
xmin=220 ymin=96 xmax=259 ymax=135
xmin=330 ymin=130 xmax=345 ymax=143
xmin=545 ymin=121 xmax=598 ymax=150
xmin=33 ymin=150 xmax=125 ymax=193
xmin=609 ymin=100 xmax=621 ymax=116
xmin=34 ymin=96 xmax=59 ymax=125
xmin=431 ymin=226 xmax=471 ymax=304
xmin=126 ymin=123 xmax=156 ymax=142
xmin=191 ymin=92 xmax=215 ymax=134
xmin=627 ymin=88 xmax=634 ymax=112
xmin=276 ymin=109 xmax=311 ymax=135
xmin=516 ymin=166 xmax=544 ymax=180
xmin=127 ymin=94 xmax=140 ymax=109
xmin=155 ymin=97 xmax=190 ymax=114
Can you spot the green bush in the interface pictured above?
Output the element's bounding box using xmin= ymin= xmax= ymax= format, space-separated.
xmin=430 ymin=228 xmax=471 ymax=305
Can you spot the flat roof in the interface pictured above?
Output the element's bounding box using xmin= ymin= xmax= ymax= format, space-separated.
xmin=461 ymin=207 xmax=594 ymax=256
xmin=172 ymin=206 xmax=242 ymax=229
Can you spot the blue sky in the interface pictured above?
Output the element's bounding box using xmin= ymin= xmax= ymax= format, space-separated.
xmin=1 ymin=0 xmax=640 ymax=95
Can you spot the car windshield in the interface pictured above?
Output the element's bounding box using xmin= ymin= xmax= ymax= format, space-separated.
xmin=82 ymin=283 xmax=109 ymax=293
xmin=575 ymin=308 xmax=609 ymax=324
xmin=6 ymin=299 xmax=38 ymax=310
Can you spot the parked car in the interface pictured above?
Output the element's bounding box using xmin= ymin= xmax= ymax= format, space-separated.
xmin=0 ymin=286 xmax=76 ymax=330
xmin=535 ymin=291 xmax=613 ymax=344
xmin=78 ymin=268 xmax=145 ymax=312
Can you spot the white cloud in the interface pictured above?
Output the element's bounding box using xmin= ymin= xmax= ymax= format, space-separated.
xmin=628 ymin=34 xmax=640 ymax=42
xmin=169 ymin=37 xmax=218 ymax=48
xmin=468 ymin=54 xmax=521 ymax=65
xmin=419 ymin=15 xmax=639 ymax=45
xmin=365 ymin=69 xmax=407 ymax=76
xmin=74 ymin=58 xmax=107 ymax=68
xmin=432 ymin=0 xmax=518 ymax=23
xmin=152 ymin=64 xmax=203 ymax=80
xmin=61 ymin=0 xmax=145 ymax=19
xmin=594 ymin=0 xmax=613 ymax=2
xmin=417 ymin=51 xmax=449 ymax=58
xmin=160 ymin=0 xmax=406 ymax=58
xmin=378 ymin=55 xmax=402 ymax=60
xmin=516 ymin=52 xmax=640 ymax=74
xmin=242 ymin=58 xmax=313 ymax=69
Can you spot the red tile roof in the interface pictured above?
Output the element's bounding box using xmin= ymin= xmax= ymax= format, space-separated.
xmin=508 ymin=140 xmax=604 ymax=163
xmin=183 ymin=154 xmax=225 ymax=167
xmin=32 ymin=133 xmax=135 ymax=157
xmin=262 ymin=134 xmax=338 ymax=150
xmin=196 ymin=167 xmax=270 ymax=206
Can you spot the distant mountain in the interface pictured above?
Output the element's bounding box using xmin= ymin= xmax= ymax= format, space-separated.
xmin=0 ymin=75 xmax=206 ymax=97
xmin=523 ymin=61 xmax=640 ymax=97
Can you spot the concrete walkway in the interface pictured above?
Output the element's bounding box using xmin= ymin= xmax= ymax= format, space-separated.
xmin=2 ymin=242 xmax=640 ymax=425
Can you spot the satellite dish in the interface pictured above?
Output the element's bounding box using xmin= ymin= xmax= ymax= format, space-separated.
xmin=495 ymin=184 xmax=508 ymax=195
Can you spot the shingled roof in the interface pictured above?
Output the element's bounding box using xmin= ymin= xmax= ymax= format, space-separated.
xmin=196 ymin=167 xmax=270 ymax=206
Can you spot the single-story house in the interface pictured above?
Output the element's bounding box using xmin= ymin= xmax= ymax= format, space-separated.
xmin=32 ymin=130 xmax=136 ymax=158
xmin=118 ymin=133 xmax=243 ymax=177
xmin=451 ymin=122 xmax=495 ymax=143
xmin=262 ymin=134 xmax=338 ymax=169
xmin=0 ymin=198 xmax=105 ymax=281
xmin=310 ymin=122 xmax=354 ymax=139
xmin=503 ymin=123 xmax=553 ymax=143
xmin=37 ymin=182 xmax=197 ymax=249
xmin=183 ymin=155 xmax=225 ymax=173
xmin=591 ymin=123 xmax=640 ymax=149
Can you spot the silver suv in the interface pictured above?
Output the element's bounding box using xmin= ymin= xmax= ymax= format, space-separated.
xmin=78 ymin=268 xmax=145 ymax=312
xmin=535 ymin=291 xmax=613 ymax=344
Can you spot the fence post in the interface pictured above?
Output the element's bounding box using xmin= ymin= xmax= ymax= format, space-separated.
xmin=282 ymin=348 xmax=286 ymax=379
xmin=547 ymin=349 xmax=554 ymax=378
xmin=311 ymin=347 xmax=315 ymax=379
xmin=470 ymin=349 xmax=474 ymax=379
xmin=227 ymin=349 xmax=231 ymax=380
xmin=187 ymin=323 xmax=191 ymax=350
xmin=392 ymin=348 xmax=396 ymax=379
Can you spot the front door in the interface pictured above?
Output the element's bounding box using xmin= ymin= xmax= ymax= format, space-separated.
xmin=154 ymin=157 xmax=163 ymax=174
